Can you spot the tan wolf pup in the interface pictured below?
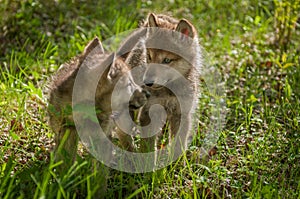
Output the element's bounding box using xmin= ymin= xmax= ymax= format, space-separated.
xmin=133 ymin=13 xmax=202 ymax=155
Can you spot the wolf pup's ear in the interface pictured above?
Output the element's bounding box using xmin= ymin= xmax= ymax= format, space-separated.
xmin=175 ymin=19 xmax=195 ymax=38
xmin=82 ymin=36 xmax=104 ymax=58
xmin=107 ymin=53 xmax=119 ymax=80
xmin=80 ymin=37 xmax=105 ymax=69
xmin=147 ymin=13 xmax=158 ymax=27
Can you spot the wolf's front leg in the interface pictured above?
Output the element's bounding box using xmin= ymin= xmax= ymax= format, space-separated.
xmin=116 ymin=88 xmax=150 ymax=152
xmin=169 ymin=113 xmax=192 ymax=153
xmin=116 ymin=128 xmax=135 ymax=152
xmin=54 ymin=125 xmax=79 ymax=171
xmin=137 ymin=107 xmax=156 ymax=152
xmin=76 ymin=118 xmax=110 ymax=199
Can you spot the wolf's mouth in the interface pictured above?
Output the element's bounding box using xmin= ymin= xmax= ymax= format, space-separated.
xmin=144 ymin=83 xmax=165 ymax=90
xmin=150 ymin=84 xmax=164 ymax=90
xmin=144 ymin=79 xmax=170 ymax=90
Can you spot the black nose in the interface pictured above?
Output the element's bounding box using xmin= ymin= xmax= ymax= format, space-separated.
xmin=144 ymin=80 xmax=154 ymax=87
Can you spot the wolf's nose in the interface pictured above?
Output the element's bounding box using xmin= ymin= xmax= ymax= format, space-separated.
xmin=144 ymin=80 xmax=154 ymax=87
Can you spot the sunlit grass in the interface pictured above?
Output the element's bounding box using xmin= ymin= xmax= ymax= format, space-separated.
xmin=0 ymin=0 xmax=299 ymax=198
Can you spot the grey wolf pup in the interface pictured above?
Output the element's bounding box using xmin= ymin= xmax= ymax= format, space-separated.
xmin=48 ymin=37 xmax=149 ymax=168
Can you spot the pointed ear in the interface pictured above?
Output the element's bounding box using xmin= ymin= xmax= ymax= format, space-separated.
xmin=82 ymin=36 xmax=104 ymax=58
xmin=147 ymin=13 xmax=158 ymax=27
xmin=175 ymin=19 xmax=196 ymax=38
xmin=80 ymin=37 xmax=105 ymax=69
xmin=107 ymin=53 xmax=118 ymax=80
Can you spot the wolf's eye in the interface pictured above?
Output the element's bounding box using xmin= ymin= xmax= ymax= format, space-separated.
xmin=162 ymin=58 xmax=173 ymax=64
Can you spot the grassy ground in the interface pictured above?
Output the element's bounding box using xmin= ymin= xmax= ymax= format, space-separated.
xmin=0 ymin=0 xmax=299 ymax=198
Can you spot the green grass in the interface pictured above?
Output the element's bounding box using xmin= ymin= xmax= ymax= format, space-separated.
xmin=1 ymin=0 xmax=300 ymax=198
